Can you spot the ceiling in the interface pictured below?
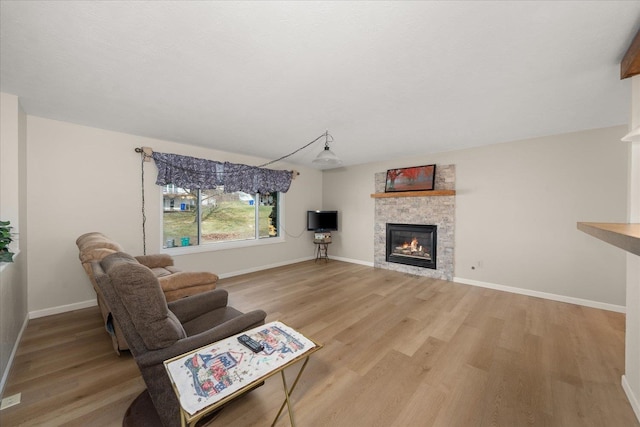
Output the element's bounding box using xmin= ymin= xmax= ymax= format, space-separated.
xmin=1 ymin=1 xmax=639 ymax=169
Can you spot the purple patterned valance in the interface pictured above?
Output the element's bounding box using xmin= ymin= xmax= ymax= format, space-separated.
xmin=152 ymin=151 xmax=293 ymax=193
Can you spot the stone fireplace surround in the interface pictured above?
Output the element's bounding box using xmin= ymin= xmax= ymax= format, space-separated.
xmin=373 ymin=165 xmax=455 ymax=280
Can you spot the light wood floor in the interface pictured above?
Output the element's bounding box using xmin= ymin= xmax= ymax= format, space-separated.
xmin=1 ymin=260 xmax=637 ymax=427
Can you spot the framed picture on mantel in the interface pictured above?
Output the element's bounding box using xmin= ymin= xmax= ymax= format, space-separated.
xmin=385 ymin=164 xmax=436 ymax=192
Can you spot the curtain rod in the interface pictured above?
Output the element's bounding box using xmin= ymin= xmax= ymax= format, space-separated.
xmin=134 ymin=146 xmax=153 ymax=161
xmin=134 ymin=146 xmax=300 ymax=177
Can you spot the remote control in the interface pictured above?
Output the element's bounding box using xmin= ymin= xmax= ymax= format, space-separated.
xmin=237 ymin=334 xmax=264 ymax=353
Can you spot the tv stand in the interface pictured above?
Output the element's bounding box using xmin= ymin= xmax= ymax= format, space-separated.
xmin=314 ymin=232 xmax=331 ymax=263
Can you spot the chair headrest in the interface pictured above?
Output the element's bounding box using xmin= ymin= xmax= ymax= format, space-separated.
xmin=76 ymin=232 xmax=125 ymax=264
xmin=101 ymin=252 xmax=186 ymax=350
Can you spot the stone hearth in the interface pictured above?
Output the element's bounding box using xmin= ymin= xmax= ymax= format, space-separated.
xmin=374 ymin=165 xmax=455 ymax=280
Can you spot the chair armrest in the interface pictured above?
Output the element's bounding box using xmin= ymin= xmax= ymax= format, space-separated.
xmin=135 ymin=254 xmax=174 ymax=269
xmin=135 ymin=311 xmax=267 ymax=368
xmin=168 ymin=289 xmax=228 ymax=323
xmin=157 ymin=271 xmax=218 ymax=292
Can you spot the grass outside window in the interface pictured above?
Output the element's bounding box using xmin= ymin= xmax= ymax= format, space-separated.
xmin=163 ymin=187 xmax=279 ymax=248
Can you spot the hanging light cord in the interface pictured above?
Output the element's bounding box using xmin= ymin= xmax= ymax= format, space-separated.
xmin=137 ymin=130 xmax=334 ymax=176
xmin=136 ymin=148 xmax=148 ymax=255
xmin=257 ymin=130 xmax=332 ymax=168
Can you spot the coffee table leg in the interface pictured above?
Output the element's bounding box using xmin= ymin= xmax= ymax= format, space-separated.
xmin=181 ymin=409 xmax=187 ymax=427
xmin=271 ymin=356 xmax=311 ymax=427
xmin=281 ymin=370 xmax=296 ymax=426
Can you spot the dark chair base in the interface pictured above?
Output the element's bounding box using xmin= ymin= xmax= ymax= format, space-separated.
xmin=123 ymin=389 xmax=222 ymax=427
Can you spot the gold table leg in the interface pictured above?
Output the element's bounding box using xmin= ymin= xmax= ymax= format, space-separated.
xmin=271 ymin=356 xmax=311 ymax=427
xmin=181 ymin=409 xmax=188 ymax=427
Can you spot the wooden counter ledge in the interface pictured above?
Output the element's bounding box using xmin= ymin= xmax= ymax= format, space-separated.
xmin=577 ymin=222 xmax=640 ymax=257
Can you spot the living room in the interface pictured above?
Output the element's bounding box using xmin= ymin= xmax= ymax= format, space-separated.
xmin=1 ymin=2 xmax=640 ymax=426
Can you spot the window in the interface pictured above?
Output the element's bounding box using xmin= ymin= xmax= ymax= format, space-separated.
xmin=162 ymin=186 xmax=280 ymax=249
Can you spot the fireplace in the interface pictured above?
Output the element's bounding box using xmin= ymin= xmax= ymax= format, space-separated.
xmin=386 ymin=223 xmax=437 ymax=269
xmin=374 ymin=166 xmax=454 ymax=280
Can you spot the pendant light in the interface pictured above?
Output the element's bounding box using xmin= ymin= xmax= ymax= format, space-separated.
xmin=312 ymin=131 xmax=342 ymax=168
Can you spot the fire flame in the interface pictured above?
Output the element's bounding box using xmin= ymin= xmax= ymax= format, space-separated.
xmin=401 ymin=237 xmax=420 ymax=252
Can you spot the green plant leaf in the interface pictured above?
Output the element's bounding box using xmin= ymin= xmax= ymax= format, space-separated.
xmin=0 ymin=250 xmax=14 ymax=262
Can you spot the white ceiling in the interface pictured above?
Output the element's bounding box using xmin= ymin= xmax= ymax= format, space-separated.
xmin=1 ymin=1 xmax=639 ymax=169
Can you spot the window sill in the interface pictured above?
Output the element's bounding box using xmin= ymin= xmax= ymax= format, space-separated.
xmin=161 ymin=236 xmax=285 ymax=256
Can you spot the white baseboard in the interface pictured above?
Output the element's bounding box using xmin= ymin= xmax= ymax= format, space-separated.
xmin=29 ymin=299 xmax=97 ymax=319
xmin=25 ymin=264 xmax=625 ymax=318
xmin=453 ymin=277 xmax=626 ymax=313
xmin=212 ymin=256 xmax=372 ymax=280
xmin=27 ymin=258 xmax=317 ymax=318
xmin=622 ymin=375 xmax=640 ymax=423
xmin=216 ymin=256 xmax=315 ymax=279
xmin=329 ymin=256 xmax=374 ymax=267
xmin=0 ymin=312 xmax=28 ymax=398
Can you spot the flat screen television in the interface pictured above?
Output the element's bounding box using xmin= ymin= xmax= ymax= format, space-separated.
xmin=307 ymin=210 xmax=338 ymax=231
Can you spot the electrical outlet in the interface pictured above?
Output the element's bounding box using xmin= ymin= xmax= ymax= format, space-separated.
xmin=471 ymin=260 xmax=483 ymax=270
xmin=0 ymin=392 xmax=21 ymax=410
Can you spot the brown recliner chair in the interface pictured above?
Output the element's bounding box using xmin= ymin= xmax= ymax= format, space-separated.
xmin=91 ymin=252 xmax=266 ymax=427
xmin=77 ymin=232 xmax=219 ymax=353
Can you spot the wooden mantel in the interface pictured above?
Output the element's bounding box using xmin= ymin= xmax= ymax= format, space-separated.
xmin=621 ymin=27 xmax=640 ymax=79
xmin=577 ymin=222 xmax=640 ymax=256
xmin=371 ymin=190 xmax=455 ymax=198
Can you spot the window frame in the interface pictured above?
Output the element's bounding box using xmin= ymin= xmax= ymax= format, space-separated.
xmin=160 ymin=187 xmax=285 ymax=255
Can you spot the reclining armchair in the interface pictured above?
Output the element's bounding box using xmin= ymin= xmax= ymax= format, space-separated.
xmin=77 ymin=232 xmax=218 ymax=353
xmin=92 ymin=252 xmax=267 ymax=427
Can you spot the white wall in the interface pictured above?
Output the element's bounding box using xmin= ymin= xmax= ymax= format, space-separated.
xmin=25 ymin=116 xmax=323 ymax=315
xmin=0 ymin=92 xmax=28 ymax=396
xmin=622 ymin=75 xmax=640 ymax=421
xmin=323 ymin=125 xmax=629 ymax=307
xmin=1 ymin=93 xmax=21 ymax=224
